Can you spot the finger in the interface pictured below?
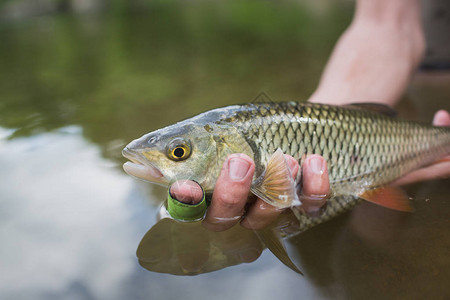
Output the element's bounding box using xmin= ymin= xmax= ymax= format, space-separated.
xmin=300 ymin=155 xmax=330 ymax=215
xmin=169 ymin=180 xmax=204 ymax=204
xmin=392 ymin=157 xmax=450 ymax=186
xmin=241 ymin=155 xmax=299 ymax=230
xmin=203 ymin=154 xmax=255 ymax=232
xmin=432 ymin=110 xmax=450 ymax=127
xmin=392 ymin=110 xmax=450 ymax=186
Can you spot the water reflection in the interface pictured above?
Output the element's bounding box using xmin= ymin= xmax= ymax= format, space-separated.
xmin=137 ymin=217 xmax=263 ymax=275
xmin=0 ymin=1 xmax=449 ymax=299
xmin=134 ymin=178 xmax=450 ymax=299
xmin=0 ymin=127 xmax=144 ymax=299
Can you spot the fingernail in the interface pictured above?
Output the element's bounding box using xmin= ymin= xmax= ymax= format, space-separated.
xmin=229 ymin=157 xmax=250 ymax=181
xmin=310 ymin=156 xmax=325 ymax=175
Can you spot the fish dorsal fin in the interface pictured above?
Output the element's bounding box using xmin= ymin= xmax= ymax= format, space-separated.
xmin=251 ymin=148 xmax=300 ymax=209
xmin=345 ymin=102 xmax=397 ymax=117
xmin=359 ymin=186 xmax=413 ymax=212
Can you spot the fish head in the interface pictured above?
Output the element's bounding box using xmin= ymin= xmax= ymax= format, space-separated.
xmin=122 ymin=120 xmax=251 ymax=191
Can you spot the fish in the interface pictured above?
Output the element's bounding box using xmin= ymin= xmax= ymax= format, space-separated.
xmin=122 ymin=101 xmax=450 ymax=233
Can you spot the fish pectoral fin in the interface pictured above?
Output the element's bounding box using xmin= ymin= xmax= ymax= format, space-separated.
xmin=345 ymin=102 xmax=397 ymax=117
xmin=359 ymin=186 xmax=413 ymax=212
xmin=251 ymin=148 xmax=300 ymax=208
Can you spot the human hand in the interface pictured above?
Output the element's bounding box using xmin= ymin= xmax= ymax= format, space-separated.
xmin=392 ymin=110 xmax=450 ymax=186
xmin=169 ymin=110 xmax=449 ymax=231
xmin=169 ymin=154 xmax=330 ymax=231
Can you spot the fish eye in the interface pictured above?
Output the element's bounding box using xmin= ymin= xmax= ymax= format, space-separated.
xmin=167 ymin=138 xmax=191 ymax=161
xmin=172 ymin=147 xmax=186 ymax=158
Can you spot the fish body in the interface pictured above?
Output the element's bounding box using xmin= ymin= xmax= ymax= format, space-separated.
xmin=123 ymin=102 xmax=450 ymax=232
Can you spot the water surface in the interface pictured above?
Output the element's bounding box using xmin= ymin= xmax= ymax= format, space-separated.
xmin=0 ymin=2 xmax=449 ymax=299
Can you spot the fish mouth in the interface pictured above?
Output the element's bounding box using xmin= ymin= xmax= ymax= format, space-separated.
xmin=122 ymin=147 xmax=166 ymax=184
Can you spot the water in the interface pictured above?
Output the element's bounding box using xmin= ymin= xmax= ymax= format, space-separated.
xmin=0 ymin=1 xmax=449 ymax=299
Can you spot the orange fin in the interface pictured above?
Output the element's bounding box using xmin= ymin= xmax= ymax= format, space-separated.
xmin=251 ymin=148 xmax=300 ymax=209
xmin=359 ymin=187 xmax=413 ymax=212
xmin=432 ymin=156 xmax=450 ymax=164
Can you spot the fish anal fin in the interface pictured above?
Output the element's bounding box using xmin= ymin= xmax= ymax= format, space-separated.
xmin=345 ymin=103 xmax=397 ymax=117
xmin=251 ymin=148 xmax=299 ymax=209
xmin=359 ymin=186 xmax=413 ymax=212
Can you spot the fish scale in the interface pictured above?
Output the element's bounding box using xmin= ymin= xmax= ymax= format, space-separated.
xmin=124 ymin=101 xmax=450 ymax=233
xmin=231 ymin=102 xmax=449 ymax=186
xmin=220 ymin=102 xmax=450 ymax=231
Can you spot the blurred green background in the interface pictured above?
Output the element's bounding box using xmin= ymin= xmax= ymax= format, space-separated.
xmin=0 ymin=0 xmax=352 ymax=161
xmin=1 ymin=1 xmax=449 ymax=300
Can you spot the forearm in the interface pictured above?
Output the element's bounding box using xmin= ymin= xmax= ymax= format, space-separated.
xmin=309 ymin=0 xmax=425 ymax=106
